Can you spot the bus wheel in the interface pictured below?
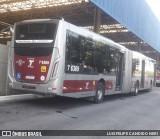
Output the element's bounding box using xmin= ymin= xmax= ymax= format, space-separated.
xmin=94 ymin=82 xmax=105 ymax=104
xmin=133 ymin=82 xmax=139 ymax=96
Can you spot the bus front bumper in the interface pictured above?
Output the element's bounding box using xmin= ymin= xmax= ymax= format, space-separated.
xmin=8 ymin=75 xmax=57 ymax=95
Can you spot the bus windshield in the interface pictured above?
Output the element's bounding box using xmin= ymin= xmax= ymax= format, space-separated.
xmin=15 ymin=23 xmax=57 ymax=40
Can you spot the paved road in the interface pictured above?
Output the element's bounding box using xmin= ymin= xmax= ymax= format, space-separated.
xmin=1 ymin=87 xmax=160 ymax=139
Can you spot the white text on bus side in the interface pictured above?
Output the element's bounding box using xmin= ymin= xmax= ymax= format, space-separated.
xmin=67 ymin=65 xmax=79 ymax=72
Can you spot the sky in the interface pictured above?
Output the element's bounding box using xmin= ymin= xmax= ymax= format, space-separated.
xmin=146 ymin=0 xmax=160 ymax=21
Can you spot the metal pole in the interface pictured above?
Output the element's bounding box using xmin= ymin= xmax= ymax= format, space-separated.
xmin=93 ymin=7 xmax=101 ymax=34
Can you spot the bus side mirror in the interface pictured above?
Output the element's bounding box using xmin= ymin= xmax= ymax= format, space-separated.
xmin=10 ymin=27 xmax=14 ymax=35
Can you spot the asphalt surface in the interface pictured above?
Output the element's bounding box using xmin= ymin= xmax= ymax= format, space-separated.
xmin=1 ymin=87 xmax=160 ymax=139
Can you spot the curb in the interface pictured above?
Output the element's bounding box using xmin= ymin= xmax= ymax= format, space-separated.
xmin=0 ymin=94 xmax=43 ymax=103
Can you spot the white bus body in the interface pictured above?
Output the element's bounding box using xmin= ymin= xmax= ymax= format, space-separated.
xmin=8 ymin=19 xmax=155 ymax=103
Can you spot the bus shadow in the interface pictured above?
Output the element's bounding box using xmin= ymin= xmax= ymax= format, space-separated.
xmin=14 ymin=90 xmax=149 ymax=108
xmin=102 ymin=91 xmax=147 ymax=102
xmin=0 ymin=90 xmax=153 ymax=125
xmin=14 ymin=95 xmax=92 ymax=110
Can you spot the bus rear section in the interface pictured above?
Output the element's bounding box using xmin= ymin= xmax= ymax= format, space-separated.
xmin=8 ymin=19 xmax=156 ymax=103
xmin=131 ymin=51 xmax=155 ymax=94
xmin=8 ymin=19 xmax=63 ymax=95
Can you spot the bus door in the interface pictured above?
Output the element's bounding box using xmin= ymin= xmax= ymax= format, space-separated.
xmin=141 ymin=60 xmax=145 ymax=88
xmin=115 ymin=52 xmax=124 ymax=91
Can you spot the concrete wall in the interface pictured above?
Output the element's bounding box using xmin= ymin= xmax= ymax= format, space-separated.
xmin=0 ymin=44 xmax=9 ymax=95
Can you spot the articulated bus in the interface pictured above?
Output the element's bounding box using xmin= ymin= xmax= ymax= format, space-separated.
xmin=8 ymin=19 xmax=155 ymax=103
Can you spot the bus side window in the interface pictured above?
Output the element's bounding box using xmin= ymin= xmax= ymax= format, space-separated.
xmin=94 ymin=41 xmax=117 ymax=75
xmin=65 ymin=30 xmax=96 ymax=74
xmin=66 ymin=31 xmax=80 ymax=64
xmin=132 ymin=58 xmax=140 ymax=76
xmin=80 ymin=37 xmax=96 ymax=74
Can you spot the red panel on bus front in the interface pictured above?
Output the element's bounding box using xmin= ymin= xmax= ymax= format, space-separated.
xmin=14 ymin=54 xmax=52 ymax=82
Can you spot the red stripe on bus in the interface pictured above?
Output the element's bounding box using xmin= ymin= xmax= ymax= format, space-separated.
xmin=105 ymin=80 xmax=113 ymax=90
xmin=63 ymin=80 xmax=113 ymax=93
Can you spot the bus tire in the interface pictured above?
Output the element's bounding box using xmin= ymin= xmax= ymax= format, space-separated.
xmin=133 ymin=82 xmax=139 ymax=96
xmin=93 ymin=82 xmax=105 ymax=104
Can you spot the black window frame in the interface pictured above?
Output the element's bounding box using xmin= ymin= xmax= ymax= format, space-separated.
xmin=65 ymin=30 xmax=121 ymax=75
xmin=15 ymin=23 xmax=57 ymax=40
